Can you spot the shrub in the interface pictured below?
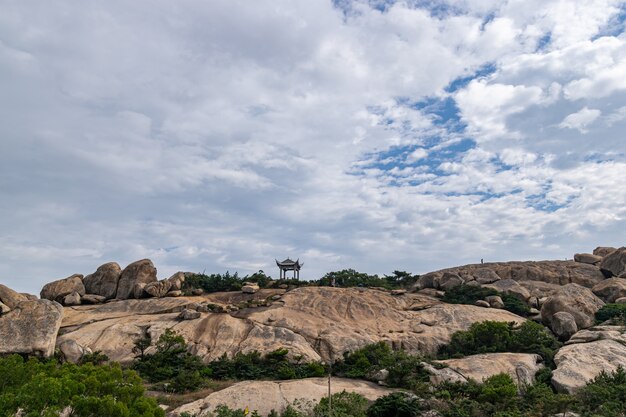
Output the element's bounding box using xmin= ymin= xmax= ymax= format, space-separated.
xmin=595 ymin=303 xmax=626 ymax=324
xmin=317 ymin=269 xmax=418 ymax=289
xmin=313 ymin=391 xmax=369 ymax=417
xmin=439 ymin=320 xmax=561 ymax=366
xmin=442 ymin=285 xmax=531 ymax=316
xmin=366 ymin=392 xmax=421 ymax=417
xmin=577 ymin=366 xmax=626 ymax=416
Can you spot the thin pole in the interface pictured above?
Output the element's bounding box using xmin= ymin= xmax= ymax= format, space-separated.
xmin=328 ymin=368 xmax=332 ymax=417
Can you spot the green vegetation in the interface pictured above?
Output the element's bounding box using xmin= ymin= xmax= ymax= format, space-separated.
xmin=317 ymin=269 xmax=418 ymax=289
xmin=0 ymin=354 xmax=164 ymax=417
xmin=578 ymin=366 xmax=626 ymax=416
xmin=333 ymin=342 xmax=430 ymax=390
xmin=313 ymin=391 xmax=369 ymax=417
xmin=439 ymin=320 xmax=561 ymax=366
xmin=366 ymin=392 xmax=422 ymax=417
xmin=595 ymin=303 xmax=626 ymax=324
xmin=441 ymin=284 xmax=531 ymax=316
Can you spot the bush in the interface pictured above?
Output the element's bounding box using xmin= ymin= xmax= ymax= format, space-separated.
xmin=0 ymin=354 xmax=164 ymax=417
xmin=317 ymin=269 xmax=418 ymax=289
xmin=313 ymin=391 xmax=369 ymax=417
xmin=366 ymin=392 xmax=421 ymax=417
xmin=439 ymin=321 xmax=561 ymax=366
xmin=442 ymin=285 xmax=531 ymax=316
xmin=183 ymin=271 xmax=244 ymax=293
xmin=577 ymin=366 xmax=626 ymax=416
xmin=595 ymin=303 xmax=626 ymax=324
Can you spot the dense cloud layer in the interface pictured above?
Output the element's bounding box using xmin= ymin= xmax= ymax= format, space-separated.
xmin=1 ymin=0 xmax=625 ymax=293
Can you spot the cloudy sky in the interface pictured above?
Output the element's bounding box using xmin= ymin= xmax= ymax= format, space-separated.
xmin=2 ymin=0 xmax=626 ymax=294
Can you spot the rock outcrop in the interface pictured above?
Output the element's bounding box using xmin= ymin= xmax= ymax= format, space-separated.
xmin=83 ymin=262 xmax=122 ymax=299
xmin=171 ymin=378 xmax=396 ymax=417
xmin=428 ymin=353 xmax=544 ymax=386
xmin=541 ymin=284 xmax=604 ymax=331
xmin=551 ymin=312 xmax=578 ymax=341
xmin=144 ymin=280 xmax=173 ymax=298
xmin=594 ymin=247 xmax=617 ymax=257
xmin=0 ymin=299 xmax=63 ymax=357
xmin=57 ymin=287 xmax=525 ymax=364
xmin=592 ymin=278 xmax=626 ymax=303
xmin=0 ymin=283 xmax=28 ymax=309
xmin=552 ymin=326 xmax=626 ymax=393
xmin=115 ymin=259 xmax=158 ymax=300
xmin=574 ymin=253 xmax=602 ymax=265
xmin=40 ymin=274 xmax=85 ymax=303
xmin=600 ymin=248 xmax=626 ymax=277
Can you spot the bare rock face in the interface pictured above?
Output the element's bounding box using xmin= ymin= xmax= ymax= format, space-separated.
xmin=63 ymin=292 xmax=82 ymax=306
xmin=172 ymin=378 xmax=396 ymax=417
xmin=57 ymin=287 xmax=525 ymax=364
xmin=592 ymin=278 xmax=626 ymax=303
xmin=600 ymin=247 xmax=626 ymax=277
xmin=484 ymin=279 xmax=530 ymax=300
xmin=551 ymin=312 xmax=578 ymax=341
xmin=0 ymin=283 xmax=28 ymax=309
xmin=439 ymin=272 xmax=463 ymax=291
xmin=82 ymin=294 xmax=106 ymax=304
xmin=178 ymin=309 xmax=201 ymax=320
xmin=0 ymin=300 xmax=63 ymax=357
xmin=40 ymin=274 xmax=85 ymax=303
xmin=242 ymin=283 xmax=260 ymax=294
xmin=167 ymin=272 xmax=186 ymax=291
xmin=541 ymin=284 xmax=604 ymax=331
xmin=58 ymin=339 xmax=91 ymax=364
xmin=0 ymin=302 xmax=10 ymax=314
xmin=144 ymin=280 xmax=173 ymax=298
xmin=432 ymin=353 xmax=544 ymax=386
xmin=574 ymin=253 xmax=602 ymax=265
xmin=116 ymin=259 xmax=157 ymax=299
xmin=552 ymin=327 xmax=626 ymax=393
xmin=83 ymin=262 xmax=122 ymax=299
xmin=485 ymin=295 xmax=504 ymax=309
xmin=594 ymin=246 xmax=617 ymax=257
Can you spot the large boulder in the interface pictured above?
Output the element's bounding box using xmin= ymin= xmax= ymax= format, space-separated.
xmin=541 ymin=284 xmax=604 ymax=331
xmin=83 ymin=262 xmax=122 ymax=299
xmin=594 ymin=246 xmax=617 ymax=257
xmin=592 ymin=278 xmax=626 ymax=303
xmin=40 ymin=274 xmax=85 ymax=303
xmin=483 ymin=279 xmax=530 ymax=300
xmin=0 ymin=300 xmax=64 ymax=357
xmin=144 ymin=280 xmax=173 ymax=298
xmin=600 ymin=247 xmax=626 ymax=277
xmin=58 ymin=339 xmax=91 ymax=364
xmin=574 ymin=253 xmax=602 ymax=265
xmin=115 ymin=259 xmax=158 ymax=299
xmin=172 ymin=378 xmax=396 ymax=417
xmin=167 ymin=272 xmax=186 ymax=291
xmin=431 ymin=353 xmax=544 ymax=386
xmin=551 ymin=312 xmax=578 ymax=341
xmin=553 ymin=331 xmax=626 ymax=394
xmin=438 ymin=272 xmax=464 ymax=291
xmin=0 ymin=283 xmax=28 ymax=309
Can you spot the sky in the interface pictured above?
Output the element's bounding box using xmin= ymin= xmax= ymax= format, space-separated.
xmin=1 ymin=0 xmax=626 ymax=294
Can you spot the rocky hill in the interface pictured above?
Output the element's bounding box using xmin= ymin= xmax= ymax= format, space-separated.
xmin=2 ymin=246 xmax=626 ymax=415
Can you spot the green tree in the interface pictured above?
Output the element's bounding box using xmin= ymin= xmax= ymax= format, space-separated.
xmin=313 ymin=391 xmax=369 ymax=417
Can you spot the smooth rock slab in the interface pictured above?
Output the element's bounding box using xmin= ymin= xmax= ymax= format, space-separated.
xmin=172 ymin=378 xmax=396 ymax=417
xmin=0 ymin=300 xmax=63 ymax=357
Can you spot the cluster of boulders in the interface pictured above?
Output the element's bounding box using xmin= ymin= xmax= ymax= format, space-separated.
xmin=413 ymin=247 xmax=626 ymax=341
xmin=39 ymin=259 xmax=187 ymax=306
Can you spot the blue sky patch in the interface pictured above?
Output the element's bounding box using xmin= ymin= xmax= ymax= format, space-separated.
xmin=445 ymin=63 xmax=496 ymax=93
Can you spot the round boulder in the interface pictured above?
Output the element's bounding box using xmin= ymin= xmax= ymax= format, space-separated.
xmin=83 ymin=262 xmax=122 ymax=300
xmin=551 ymin=312 xmax=578 ymax=341
xmin=541 ymin=284 xmax=604 ymax=331
xmin=485 ymin=295 xmax=505 ymax=309
xmin=0 ymin=283 xmax=28 ymax=309
xmin=600 ymin=248 xmax=626 ymax=277
xmin=63 ymin=292 xmax=82 ymax=306
xmin=593 ymin=246 xmax=617 ymax=258
xmin=40 ymin=274 xmax=85 ymax=303
xmin=144 ymin=280 xmax=173 ymax=298
xmin=115 ymin=259 xmax=157 ymax=299
xmin=592 ymin=278 xmax=626 ymax=303
xmin=574 ymin=253 xmax=603 ymax=265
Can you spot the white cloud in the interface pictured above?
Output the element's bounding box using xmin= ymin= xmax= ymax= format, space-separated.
xmin=558 ymin=107 xmax=602 ymax=133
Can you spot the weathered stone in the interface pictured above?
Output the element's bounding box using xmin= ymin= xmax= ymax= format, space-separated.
xmin=417 ymin=288 xmax=444 ymax=298
xmin=391 ymin=289 xmax=407 ymax=296
xmin=553 ymin=339 xmax=626 ymax=393
xmin=133 ymin=282 xmax=148 ymax=299
xmin=574 ymin=253 xmax=603 ymax=265
xmin=21 ymin=293 xmax=39 ymax=301
xmin=83 ymin=262 xmax=122 ymax=300
xmin=58 ymin=339 xmax=90 ymax=364
xmin=178 ymin=309 xmax=201 ymax=320
xmin=473 ymin=268 xmax=501 ymax=284
xmin=432 ymin=353 xmax=544 ymax=386
xmin=485 ymin=295 xmax=505 ymax=309
xmin=165 ymin=290 xmax=182 ymax=297
xmin=0 ymin=300 xmax=63 ymax=357
xmin=172 ymin=378 xmax=397 ymax=417
xmin=144 ymin=280 xmax=172 ymax=298
xmin=438 ymin=272 xmax=463 ymax=291
xmin=616 ymin=297 xmax=626 ymax=304
xmin=0 ymin=301 xmax=10 ymax=314
xmin=0 ymin=284 xmax=28 ymax=309
xmin=40 ymin=274 xmax=85 ymax=303
xmin=63 ymin=292 xmax=82 ymax=306
xmin=592 ymin=278 xmax=626 ymax=303
xmin=192 ymin=288 xmax=204 ymax=296
xmin=551 ymin=312 xmax=578 ymax=341
xmin=242 ymin=283 xmax=260 ymax=294
xmin=594 ymin=246 xmax=617 ymax=257
xmin=81 ymin=294 xmax=106 ymax=304
xmin=541 ymin=284 xmax=604 ymax=331
xmin=167 ymin=272 xmax=186 ymax=291
xmin=475 ymin=300 xmax=490 ymax=308
xmin=116 ymin=259 xmax=158 ymax=300
xmin=529 ymin=297 xmax=539 ymax=309
xmin=529 ymin=308 xmax=540 ymax=315
xmin=484 ymin=279 xmax=530 ymax=300
xmin=600 ymin=247 xmax=626 ymax=277
xmin=372 ymin=369 xmax=389 ymax=382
